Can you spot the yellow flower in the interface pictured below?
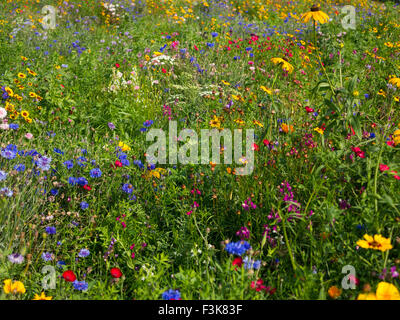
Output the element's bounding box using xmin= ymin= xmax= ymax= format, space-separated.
xmin=21 ymin=56 xmax=28 ymax=61
xmin=25 ymin=117 xmax=33 ymax=123
xmin=353 ymin=91 xmax=359 ymax=97
xmin=314 ymin=127 xmax=324 ymax=135
xmin=253 ymin=120 xmax=264 ymax=128
xmin=357 ymin=282 xmax=400 ymax=300
xmin=221 ymin=80 xmax=230 ymax=85
xmin=33 ymin=292 xmax=52 ymax=300
xmin=21 ymin=110 xmax=29 ymax=118
xmin=3 ymin=279 xmax=26 ymax=294
xmin=118 ymin=141 xmax=131 ymax=152
xmin=328 ymin=286 xmax=342 ymax=299
xmin=357 ymin=292 xmax=377 ymax=300
xmin=271 ymin=57 xmax=294 ymax=74
xmin=18 ymin=73 xmax=26 ymax=79
xmin=260 ymin=85 xmax=272 ymax=95
xmin=209 ymin=115 xmax=221 ymax=129
xmin=301 ymin=4 xmax=330 ymax=24
xmin=356 ymin=234 xmax=393 ymax=252
xmin=378 ymin=89 xmax=386 ymax=97
xmin=29 ymin=92 xmax=37 ymax=98
xmin=5 ymin=87 xmax=14 ymax=97
xmin=26 ymin=68 xmax=37 ymax=76
xmin=376 ymin=282 xmax=400 ymax=300
xmin=389 ymin=77 xmax=400 ymax=88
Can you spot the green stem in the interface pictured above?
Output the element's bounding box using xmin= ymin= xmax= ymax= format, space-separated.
xmin=278 ymin=208 xmax=297 ymax=272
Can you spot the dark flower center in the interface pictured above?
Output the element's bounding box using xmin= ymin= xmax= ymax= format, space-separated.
xmin=311 ymin=4 xmax=320 ymax=12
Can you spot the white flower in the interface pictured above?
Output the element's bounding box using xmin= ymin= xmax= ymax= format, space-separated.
xmin=0 ymin=123 xmax=9 ymax=130
xmin=0 ymin=107 xmax=7 ymax=119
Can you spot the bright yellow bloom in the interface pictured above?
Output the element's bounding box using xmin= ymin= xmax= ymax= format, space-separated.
xmin=357 ymin=282 xmax=400 ymax=300
xmin=21 ymin=56 xmax=28 ymax=61
xmin=118 ymin=141 xmax=131 ymax=152
xmin=33 ymin=292 xmax=52 ymax=300
xmin=301 ymin=4 xmax=330 ymax=24
xmin=314 ymin=127 xmax=324 ymax=135
xmin=21 ymin=110 xmax=29 ymax=118
xmin=18 ymin=73 xmax=26 ymax=79
xmin=29 ymin=92 xmax=37 ymax=98
xmin=5 ymin=87 xmax=13 ymax=97
xmin=25 ymin=117 xmax=33 ymax=123
xmin=260 ymin=86 xmax=272 ymax=95
xmin=271 ymin=58 xmax=294 ymax=74
xmin=209 ymin=115 xmax=221 ymax=129
xmin=3 ymin=279 xmax=26 ymax=294
xmin=357 ymin=292 xmax=377 ymax=300
xmin=376 ymin=282 xmax=400 ymax=300
xmin=389 ymin=77 xmax=400 ymax=88
xmin=356 ymin=234 xmax=393 ymax=252
xmin=253 ymin=120 xmax=264 ymax=128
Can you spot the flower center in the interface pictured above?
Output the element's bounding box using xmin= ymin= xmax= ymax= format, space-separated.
xmin=368 ymin=241 xmax=381 ymax=248
xmin=311 ymin=4 xmax=320 ymax=12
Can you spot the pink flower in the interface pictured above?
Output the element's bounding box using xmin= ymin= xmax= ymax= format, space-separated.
xmin=379 ymin=164 xmax=390 ymax=172
xmin=25 ymin=133 xmax=33 ymax=139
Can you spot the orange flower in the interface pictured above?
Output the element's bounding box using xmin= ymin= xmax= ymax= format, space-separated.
xmin=328 ymin=286 xmax=342 ymax=299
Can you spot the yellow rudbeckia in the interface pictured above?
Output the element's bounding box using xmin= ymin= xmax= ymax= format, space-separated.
xmin=3 ymin=279 xmax=26 ymax=294
xmin=33 ymin=292 xmax=52 ymax=300
xmin=301 ymin=4 xmax=330 ymax=24
xmin=389 ymin=77 xmax=400 ymax=88
xmin=271 ymin=58 xmax=294 ymax=74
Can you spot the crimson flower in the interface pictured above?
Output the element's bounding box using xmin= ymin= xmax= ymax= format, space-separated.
xmin=380 ymin=164 xmax=390 ymax=172
xmin=110 ymin=267 xmax=123 ymax=278
xmin=232 ymin=257 xmax=243 ymax=270
xmin=83 ymin=184 xmax=92 ymax=191
xmin=62 ymin=270 xmax=76 ymax=282
xmin=115 ymin=63 xmax=120 ymax=68
xmin=305 ymin=106 xmax=314 ymax=113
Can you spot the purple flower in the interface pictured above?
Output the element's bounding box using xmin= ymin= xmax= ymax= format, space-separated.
xmin=8 ymin=253 xmax=24 ymax=264
xmin=41 ymin=252 xmax=54 ymax=261
xmin=45 ymin=226 xmax=56 ymax=234
xmin=36 ymin=156 xmax=52 ymax=171
xmin=89 ymin=168 xmax=102 ymax=178
xmin=108 ymin=122 xmax=116 ymax=130
xmin=73 ymin=280 xmax=88 ymax=291
xmin=78 ymin=248 xmax=90 ymax=258
xmin=162 ymin=289 xmax=181 ymax=300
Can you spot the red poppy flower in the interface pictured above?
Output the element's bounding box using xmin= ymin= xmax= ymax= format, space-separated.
xmin=252 ymin=143 xmax=259 ymax=151
xmin=232 ymin=257 xmax=243 ymax=270
xmin=162 ymin=68 xmax=167 ymax=73
xmin=115 ymin=63 xmax=120 ymax=68
xmin=63 ymin=270 xmax=76 ymax=282
xmin=305 ymin=106 xmax=314 ymax=113
xmin=115 ymin=160 xmax=123 ymax=167
xmin=110 ymin=267 xmax=123 ymax=278
xmin=263 ymin=139 xmax=270 ymax=146
xmin=83 ymin=184 xmax=92 ymax=191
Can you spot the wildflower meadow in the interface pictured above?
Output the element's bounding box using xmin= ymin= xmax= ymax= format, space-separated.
xmin=1 ymin=0 xmax=400 ymax=301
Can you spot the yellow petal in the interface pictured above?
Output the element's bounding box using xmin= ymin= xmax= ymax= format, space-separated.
xmin=376 ymin=282 xmax=400 ymax=300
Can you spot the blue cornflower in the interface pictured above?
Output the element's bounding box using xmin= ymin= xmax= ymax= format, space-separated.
xmin=143 ymin=120 xmax=154 ymax=127
xmin=81 ymin=149 xmax=87 ymax=154
xmin=50 ymin=188 xmax=59 ymax=196
xmin=56 ymin=260 xmax=66 ymax=269
xmin=1 ymin=149 xmax=17 ymax=160
xmin=78 ymin=248 xmax=90 ymax=258
xmin=80 ymin=201 xmax=89 ymax=210
xmin=63 ymin=160 xmax=74 ymax=170
xmin=0 ymin=187 xmax=13 ymax=197
xmin=41 ymin=252 xmax=54 ymax=262
xmin=89 ymin=168 xmax=102 ymax=178
xmin=0 ymin=170 xmax=7 ymax=181
xmin=243 ymin=256 xmax=261 ymax=270
xmin=233 ymin=56 xmax=240 ymax=60
xmin=53 ymin=147 xmax=64 ymax=155
xmin=45 ymin=226 xmax=56 ymax=235
xmin=211 ymin=32 xmax=218 ymax=37
xmin=225 ymin=241 xmax=251 ymax=256
xmin=140 ymin=128 xmax=147 ymax=132
xmin=134 ymin=160 xmax=144 ymax=169
xmin=77 ymin=177 xmax=88 ymax=186
xmin=36 ymin=156 xmax=52 ymax=171
xmin=369 ymin=132 xmax=376 ymax=139
xmin=9 ymin=123 xmax=19 ymax=130
xmin=120 ymin=159 xmax=130 ymax=166
xmin=162 ymin=289 xmax=181 ymax=300
xmin=206 ymin=42 xmax=214 ymax=48
xmin=68 ymin=177 xmax=77 ymax=186
xmin=117 ymin=152 xmax=127 ymax=160
xmin=73 ymin=280 xmax=88 ymax=291
xmin=246 ymin=47 xmax=252 ymax=51
xmin=13 ymin=164 xmax=25 ymax=172
xmin=77 ymin=156 xmax=87 ymax=167
xmin=122 ymin=183 xmax=134 ymax=194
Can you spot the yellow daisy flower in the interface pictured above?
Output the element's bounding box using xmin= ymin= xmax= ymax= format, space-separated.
xmin=33 ymin=292 xmax=52 ymax=300
xmin=271 ymin=57 xmax=294 ymax=74
xmin=21 ymin=110 xmax=29 ymax=118
xmin=356 ymin=234 xmax=393 ymax=252
xmin=301 ymin=4 xmax=330 ymax=24
xmin=389 ymin=77 xmax=400 ymax=88
xmin=18 ymin=73 xmax=26 ymax=79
